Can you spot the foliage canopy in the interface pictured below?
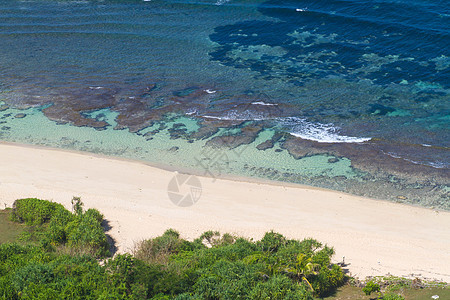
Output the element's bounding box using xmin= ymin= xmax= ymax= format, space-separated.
xmin=1 ymin=198 xmax=347 ymax=299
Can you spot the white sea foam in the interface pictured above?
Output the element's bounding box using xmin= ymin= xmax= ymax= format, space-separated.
xmin=281 ymin=117 xmax=371 ymax=143
xmin=381 ymin=151 xmax=401 ymax=159
xmin=202 ymin=110 xmax=269 ymax=121
xmin=204 ymin=89 xmax=216 ymax=94
xmin=89 ymin=86 xmax=104 ymax=90
xmin=426 ymin=161 xmax=448 ymax=169
xmin=251 ymin=101 xmax=278 ymax=106
xmin=215 ymin=0 xmax=230 ymax=6
xmin=202 ymin=114 xmax=264 ymax=121
xmin=202 ymin=115 xmax=229 ymax=120
xmin=382 ymin=151 xmax=448 ymax=169
xmin=186 ymin=109 xmax=197 ymax=116
xmin=201 ymin=113 xmax=370 ymax=143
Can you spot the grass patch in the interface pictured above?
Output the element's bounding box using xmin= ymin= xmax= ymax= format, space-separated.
xmin=403 ymin=286 xmax=450 ymax=300
xmin=0 ymin=209 xmax=25 ymax=244
xmin=323 ymin=282 xmax=449 ymax=299
xmin=322 ymin=284 xmax=371 ymax=299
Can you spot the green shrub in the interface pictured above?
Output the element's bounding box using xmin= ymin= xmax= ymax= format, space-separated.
xmin=311 ymin=264 xmax=345 ymax=297
xmin=173 ymin=293 xmax=197 ymax=300
xmin=363 ymin=280 xmax=381 ymax=295
xmin=258 ymin=231 xmax=287 ymax=252
xmin=193 ymin=260 xmax=261 ymax=299
xmin=46 ymin=206 xmax=75 ymax=245
xmin=106 ymin=254 xmax=136 ymax=296
xmin=296 ymin=238 xmax=323 ymax=256
xmin=13 ymin=262 xmax=55 ymax=291
xmin=311 ymin=245 xmax=334 ymax=266
xmin=382 ymin=293 xmax=405 ymax=300
xmin=196 ymin=230 xmax=221 ymax=247
xmin=8 ymin=198 xmax=110 ymax=258
xmin=249 ymin=275 xmax=313 ymax=300
xmin=10 ymin=198 xmax=65 ymax=225
xmin=0 ymin=243 xmax=32 ymax=262
xmin=65 ymin=208 xmax=109 ymax=257
xmin=83 ymin=208 xmax=104 ymax=224
xmin=2 ymin=202 xmax=349 ymax=299
xmin=134 ymin=229 xmax=190 ymax=265
xmin=0 ymin=275 xmax=18 ymax=300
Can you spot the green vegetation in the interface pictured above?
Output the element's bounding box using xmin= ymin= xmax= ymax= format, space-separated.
xmin=326 ymin=283 xmax=449 ymax=300
xmin=0 ymin=198 xmax=448 ymax=299
xmin=357 ymin=276 xmax=449 ymax=300
xmin=0 ymin=209 xmax=24 ymax=244
xmin=402 ymin=287 xmax=450 ymax=300
xmin=363 ymin=280 xmax=381 ymax=296
xmin=10 ymin=198 xmax=65 ymax=226
xmin=1 ymin=198 xmax=345 ymax=299
xmin=9 ymin=197 xmax=109 ymax=257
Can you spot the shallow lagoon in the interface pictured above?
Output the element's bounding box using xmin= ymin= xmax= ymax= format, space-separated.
xmin=0 ymin=0 xmax=448 ymax=208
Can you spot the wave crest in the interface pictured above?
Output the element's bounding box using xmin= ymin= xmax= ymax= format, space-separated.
xmin=280 ymin=117 xmax=371 ymax=143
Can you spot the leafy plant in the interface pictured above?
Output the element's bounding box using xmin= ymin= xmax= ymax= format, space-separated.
xmin=363 ymin=280 xmax=381 ymax=296
xmin=2 ymin=199 xmax=350 ymax=299
xmin=382 ymin=293 xmax=405 ymax=300
xmin=10 ymin=198 xmax=65 ymax=225
xmin=249 ymin=275 xmax=313 ymax=300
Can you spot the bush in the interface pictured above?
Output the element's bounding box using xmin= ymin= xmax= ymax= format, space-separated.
xmin=0 ymin=243 xmax=33 ymax=262
xmin=65 ymin=208 xmax=109 ymax=257
xmin=46 ymin=206 xmax=75 ymax=244
xmin=8 ymin=198 xmax=110 ymax=258
xmin=134 ymin=229 xmax=191 ymax=265
xmin=311 ymin=264 xmax=345 ymax=297
xmin=249 ymin=275 xmax=313 ymax=300
xmin=10 ymin=198 xmax=65 ymax=225
xmin=258 ymin=231 xmax=287 ymax=252
xmin=363 ymin=280 xmax=381 ymax=296
xmin=193 ymin=260 xmax=261 ymax=298
xmin=3 ymin=201 xmax=349 ymax=299
xmin=383 ymin=293 xmax=405 ymax=300
xmin=13 ymin=263 xmax=55 ymax=291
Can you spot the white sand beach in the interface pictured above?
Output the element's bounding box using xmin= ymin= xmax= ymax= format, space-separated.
xmin=0 ymin=142 xmax=449 ymax=282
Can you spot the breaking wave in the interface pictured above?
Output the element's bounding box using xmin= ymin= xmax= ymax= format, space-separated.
xmin=280 ymin=117 xmax=371 ymax=143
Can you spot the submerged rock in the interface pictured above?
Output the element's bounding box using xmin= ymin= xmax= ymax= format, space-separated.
xmin=328 ymin=157 xmax=339 ymax=163
xmin=168 ymin=146 xmax=179 ymax=152
xmin=14 ymin=113 xmax=26 ymax=118
xmin=206 ymin=124 xmax=263 ymax=149
xmin=256 ymin=132 xmax=286 ymax=151
xmin=256 ymin=140 xmax=274 ymax=150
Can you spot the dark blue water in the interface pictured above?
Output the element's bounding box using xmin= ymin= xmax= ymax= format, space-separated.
xmin=0 ymin=0 xmax=449 ymax=207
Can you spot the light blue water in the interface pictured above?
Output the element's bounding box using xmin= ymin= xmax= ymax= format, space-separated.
xmin=0 ymin=0 xmax=448 ymax=208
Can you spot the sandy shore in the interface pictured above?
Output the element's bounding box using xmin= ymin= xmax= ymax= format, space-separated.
xmin=0 ymin=142 xmax=449 ymax=282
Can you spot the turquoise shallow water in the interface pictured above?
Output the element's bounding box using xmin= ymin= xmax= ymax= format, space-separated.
xmin=0 ymin=0 xmax=448 ymax=208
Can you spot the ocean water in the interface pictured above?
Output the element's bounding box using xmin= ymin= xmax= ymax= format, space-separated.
xmin=0 ymin=0 xmax=448 ymax=208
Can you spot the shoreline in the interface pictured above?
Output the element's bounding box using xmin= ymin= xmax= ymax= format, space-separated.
xmin=1 ymin=140 xmax=444 ymax=212
xmin=0 ymin=141 xmax=449 ymax=282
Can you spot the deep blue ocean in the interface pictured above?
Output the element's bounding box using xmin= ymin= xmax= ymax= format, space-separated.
xmin=0 ymin=0 xmax=449 ymax=207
